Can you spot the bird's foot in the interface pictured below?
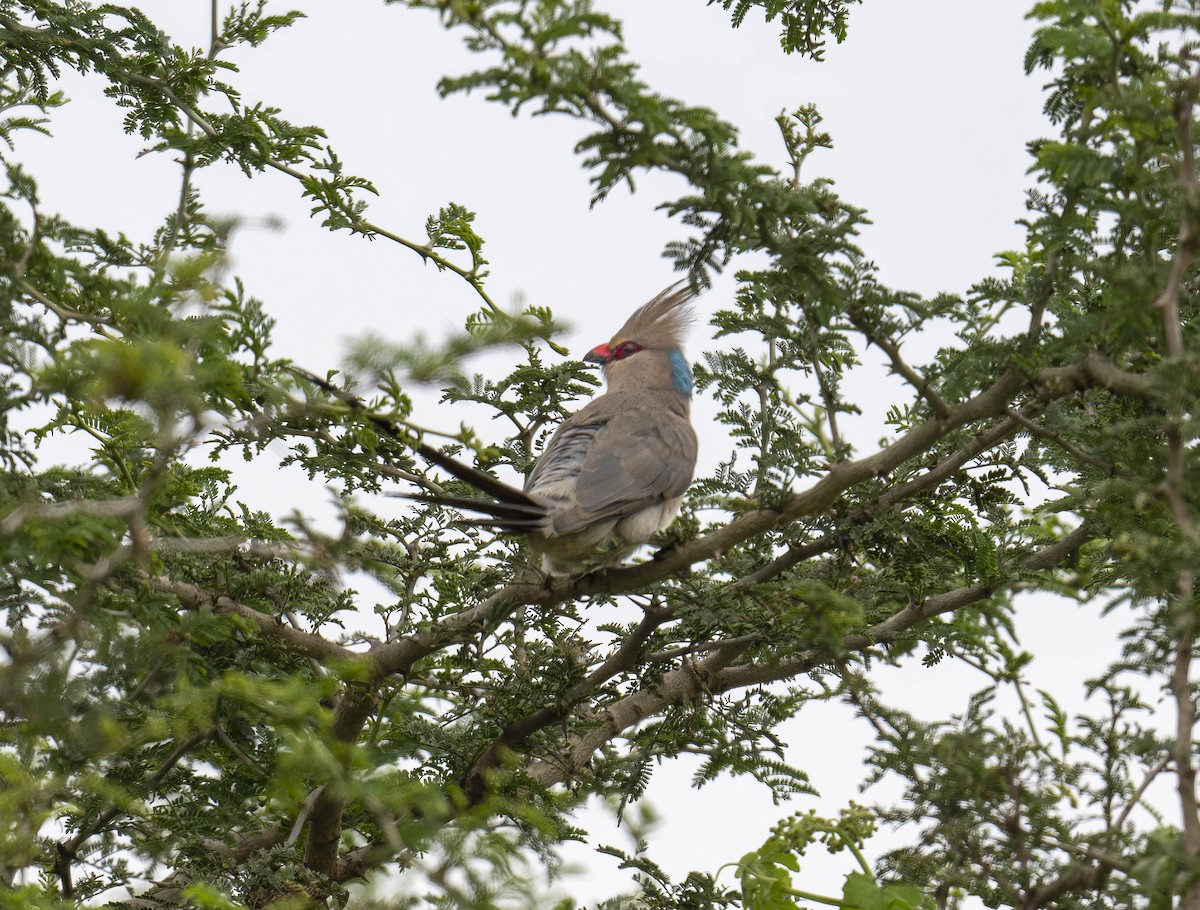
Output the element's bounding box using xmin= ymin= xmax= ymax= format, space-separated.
xmin=574 ymin=566 xmax=609 ymax=591
xmin=651 ymin=534 xmax=692 ymax=577
xmin=652 ymin=529 xmax=686 ymax=561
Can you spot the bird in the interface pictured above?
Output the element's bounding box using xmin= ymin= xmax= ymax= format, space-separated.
xmin=415 ymin=284 xmax=699 ymax=574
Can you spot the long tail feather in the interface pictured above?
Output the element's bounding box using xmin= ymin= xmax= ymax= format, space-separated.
xmin=413 ymin=442 xmax=538 ymax=509
xmin=450 ymin=517 xmax=545 ymax=532
xmin=391 ymin=491 xmax=545 ymax=523
xmin=289 ymin=366 xmax=541 ymax=510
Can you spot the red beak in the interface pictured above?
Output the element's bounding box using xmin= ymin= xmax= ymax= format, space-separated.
xmin=584 ymin=344 xmax=612 ymax=364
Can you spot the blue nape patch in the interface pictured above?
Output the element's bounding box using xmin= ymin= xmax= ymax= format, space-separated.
xmin=669 ymin=349 xmax=693 ymax=396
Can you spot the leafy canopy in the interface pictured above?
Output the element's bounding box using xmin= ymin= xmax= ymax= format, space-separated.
xmin=2 ymin=0 xmax=1200 ymax=908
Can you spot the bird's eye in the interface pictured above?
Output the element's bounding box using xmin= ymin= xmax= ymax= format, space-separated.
xmin=614 ymin=341 xmax=642 ymax=359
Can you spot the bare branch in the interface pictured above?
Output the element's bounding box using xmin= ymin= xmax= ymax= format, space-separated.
xmin=849 ymin=311 xmax=951 ymax=418
xmin=148 ymin=576 xmax=356 ymax=665
xmin=1005 ymin=407 xmax=1115 ymax=475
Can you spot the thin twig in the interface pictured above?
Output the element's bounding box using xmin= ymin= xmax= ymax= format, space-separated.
xmin=849 ymin=311 xmax=951 ymax=419
xmin=646 ymin=632 xmax=765 ymax=663
xmin=1005 ymin=407 xmax=1115 ymax=475
xmin=148 ymin=576 xmax=356 ymax=664
xmin=1112 ymin=752 xmax=1171 ymax=835
xmin=18 ymin=280 xmax=119 ymax=338
xmin=804 ymin=319 xmax=844 ymax=455
xmin=0 ymin=14 xmax=501 ymax=314
xmin=56 ymin=729 xmax=211 ymax=894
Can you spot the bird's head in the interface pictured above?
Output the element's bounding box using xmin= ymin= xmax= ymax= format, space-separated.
xmin=584 ymin=283 xmax=696 ymax=397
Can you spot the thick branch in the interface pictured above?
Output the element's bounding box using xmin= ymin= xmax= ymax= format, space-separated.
xmin=303 ymin=686 xmax=380 ymax=875
xmin=588 ymin=354 xmax=1141 ymax=592
xmin=143 ymin=536 xmax=303 ymax=558
xmin=1154 ymin=96 xmax=1199 ymax=359
xmin=1158 ymin=91 xmax=1200 ymax=909
xmin=1019 ymin=863 xmax=1100 ymax=910
xmin=0 ymin=496 xmax=142 ymax=535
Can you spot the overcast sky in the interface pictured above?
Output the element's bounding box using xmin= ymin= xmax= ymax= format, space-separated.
xmin=23 ymin=1 xmax=1151 ymax=904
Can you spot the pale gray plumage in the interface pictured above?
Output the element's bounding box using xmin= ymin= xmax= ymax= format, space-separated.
xmin=417 ymin=284 xmax=698 ymax=574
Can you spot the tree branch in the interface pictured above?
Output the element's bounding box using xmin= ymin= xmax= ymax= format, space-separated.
xmin=526 ymin=524 xmax=1095 ymax=789
xmin=0 ymin=496 xmax=142 ymax=536
xmin=586 ymin=354 xmax=1141 ymax=593
xmin=148 ymin=576 xmax=356 ymax=665
xmin=729 ymin=414 xmax=1024 ymax=590
xmin=527 ymin=639 xmax=757 ymax=789
xmin=56 ymin=729 xmax=210 ymax=896
xmin=458 ymin=601 xmax=673 ymax=803
xmin=1019 ymin=863 xmax=1100 ymax=910
xmin=281 ymin=350 xmax=1135 ymax=879
xmin=1112 ymin=752 xmax=1171 ymax=836
xmin=0 ymin=13 xmax=501 ymax=315
xmin=1157 ymin=87 xmax=1200 ymax=909
xmin=849 ymin=311 xmax=951 ymax=419
xmin=1005 ymin=407 xmax=1115 ymax=475
xmin=1171 ymin=571 xmax=1200 ymax=855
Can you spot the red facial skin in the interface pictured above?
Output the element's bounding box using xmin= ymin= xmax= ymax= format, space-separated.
xmin=585 ymin=341 xmax=643 ymax=363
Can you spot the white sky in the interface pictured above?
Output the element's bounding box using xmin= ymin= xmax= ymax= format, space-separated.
xmin=21 ymin=1 xmax=1156 ymax=905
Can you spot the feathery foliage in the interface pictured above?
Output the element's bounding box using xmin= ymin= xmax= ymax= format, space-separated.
xmin=2 ymin=0 xmax=1200 ymax=907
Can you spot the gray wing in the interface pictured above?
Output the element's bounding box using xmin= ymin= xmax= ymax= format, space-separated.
xmin=524 ymin=421 xmax=603 ymax=498
xmin=553 ymin=409 xmax=697 ymax=534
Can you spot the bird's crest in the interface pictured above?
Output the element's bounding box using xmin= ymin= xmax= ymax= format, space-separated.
xmin=611 ymin=282 xmax=696 ymax=351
